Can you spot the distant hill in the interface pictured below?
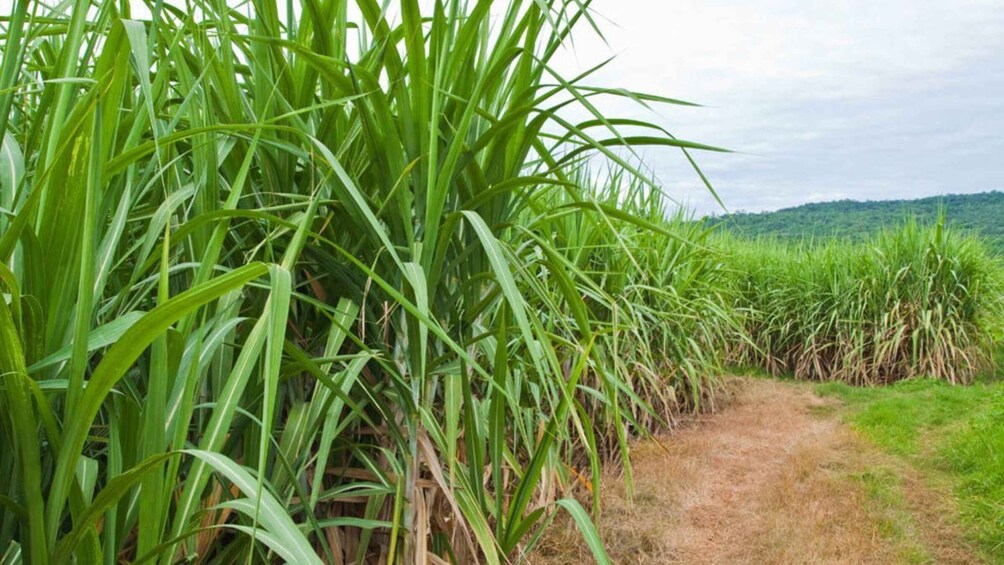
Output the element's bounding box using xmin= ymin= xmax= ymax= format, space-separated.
xmin=705 ymin=191 xmax=1004 ymax=248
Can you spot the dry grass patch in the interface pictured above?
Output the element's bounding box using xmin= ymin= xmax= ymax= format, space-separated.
xmin=533 ymin=378 xmax=981 ymax=564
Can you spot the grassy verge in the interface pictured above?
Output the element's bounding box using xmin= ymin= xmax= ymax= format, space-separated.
xmin=817 ymin=378 xmax=1004 ymax=561
xmin=849 ymin=466 xmax=929 ymax=564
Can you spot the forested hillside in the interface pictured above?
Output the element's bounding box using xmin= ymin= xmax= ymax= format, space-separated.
xmin=706 ymin=191 xmax=1004 ymax=247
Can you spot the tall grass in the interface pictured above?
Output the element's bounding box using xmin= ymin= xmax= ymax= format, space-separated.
xmin=526 ymin=172 xmax=738 ymax=463
xmin=5 ymin=1 xmax=996 ymax=562
xmin=726 ymin=219 xmax=1004 ymax=384
xmin=0 ymin=1 xmax=730 ymax=563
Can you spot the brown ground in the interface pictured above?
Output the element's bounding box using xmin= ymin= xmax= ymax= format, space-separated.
xmin=534 ymin=378 xmax=979 ymax=564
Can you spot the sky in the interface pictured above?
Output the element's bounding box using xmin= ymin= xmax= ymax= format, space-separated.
xmin=551 ymin=0 xmax=1004 ymax=214
xmin=2 ymin=0 xmax=1002 ymax=215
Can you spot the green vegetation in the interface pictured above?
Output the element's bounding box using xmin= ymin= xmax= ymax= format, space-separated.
xmin=0 ymin=1 xmax=735 ymax=563
xmin=819 ymin=379 xmax=1004 ymax=560
xmin=945 ymin=389 xmax=1004 ymax=556
xmin=725 ymin=219 xmax=1004 ymax=384
xmin=850 ymin=467 xmax=929 ymax=564
xmin=1 ymin=0 xmax=1001 ymax=563
xmin=707 ymin=191 xmax=1004 ymax=249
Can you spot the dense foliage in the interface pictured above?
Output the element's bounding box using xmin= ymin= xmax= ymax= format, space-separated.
xmin=1 ymin=1 xmax=1000 ymax=563
xmin=0 ymin=1 xmax=732 ymax=563
xmin=725 ymin=220 xmax=1004 ymax=385
xmin=707 ymin=191 xmax=1004 ymax=249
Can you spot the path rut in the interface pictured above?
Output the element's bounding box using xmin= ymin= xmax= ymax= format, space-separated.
xmin=535 ymin=378 xmax=978 ymax=564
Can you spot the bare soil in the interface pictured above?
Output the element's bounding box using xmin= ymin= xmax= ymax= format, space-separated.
xmin=533 ymin=378 xmax=979 ymax=564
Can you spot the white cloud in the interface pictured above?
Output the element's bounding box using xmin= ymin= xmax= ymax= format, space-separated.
xmin=2 ymin=0 xmax=1001 ymax=214
xmin=546 ymin=0 xmax=1004 ymax=214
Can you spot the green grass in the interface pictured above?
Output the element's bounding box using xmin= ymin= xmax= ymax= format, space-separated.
xmin=818 ymin=378 xmax=1004 ymax=560
xmin=944 ymin=387 xmax=1004 ymax=556
xmin=850 ymin=467 xmax=929 ymax=564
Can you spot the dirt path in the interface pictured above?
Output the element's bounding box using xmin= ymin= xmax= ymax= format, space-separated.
xmin=535 ymin=378 xmax=979 ymax=564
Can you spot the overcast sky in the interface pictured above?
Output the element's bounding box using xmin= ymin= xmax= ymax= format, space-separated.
xmin=2 ymin=1 xmax=1002 ymax=214
xmin=552 ymin=0 xmax=1004 ymax=214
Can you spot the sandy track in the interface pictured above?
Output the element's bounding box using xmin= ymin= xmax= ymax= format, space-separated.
xmin=535 ymin=378 xmax=978 ymax=564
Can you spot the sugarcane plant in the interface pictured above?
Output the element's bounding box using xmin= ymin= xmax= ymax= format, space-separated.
xmin=0 ymin=0 xmax=729 ymax=563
